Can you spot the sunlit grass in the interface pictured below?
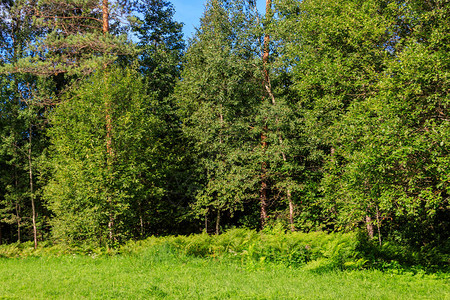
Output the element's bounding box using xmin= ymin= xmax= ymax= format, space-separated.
xmin=0 ymin=247 xmax=448 ymax=299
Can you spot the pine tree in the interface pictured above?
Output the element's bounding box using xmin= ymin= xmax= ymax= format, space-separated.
xmin=133 ymin=0 xmax=184 ymax=99
xmin=2 ymin=0 xmax=136 ymax=76
xmin=130 ymin=0 xmax=191 ymax=235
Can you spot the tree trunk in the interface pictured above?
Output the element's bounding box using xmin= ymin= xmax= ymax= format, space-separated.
xmin=288 ymin=190 xmax=294 ymax=231
xmin=260 ymin=136 xmax=268 ymax=229
xmin=102 ymin=0 xmax=109 ymax=34
xmin=376 ymin=205 xmax=382 ymax=246
xmin=28 ymin=125 xmax=37 ymax=249
xmin=102 ymin=0 xmax=115 ymax=243
xmin=262 ymin=0 xmax=271 ymax=79
xmin=261 ymin=0 xmax=294 ymax=230
xmin=16 ymin=201 xmax=21 ymax=243
xmin=205 ymin=209 xmax=208 ymax=233
xmin=14 ymin=166 xmax=21 ymax=243
xmin=260 ymin=0 xmax=272 ymax=229
xmin=102 ymin=0 xmax=112 ymax=160
xmin=279 ymin=143 xmax=294 ymax=231
xmin=218 ymin=111 xmax=224 ymax=234
xmin=12 ymin=21 xmax=22 ymax=244
xmin=216 ymin=210 xmax=220 ymax=235
xmin=365 ymin=215 xmax=374 ymax=240
xmin=106 ymin=94 xmax=114 ymax=242
xmin=139 ymin=201 xmax=144 ymax=237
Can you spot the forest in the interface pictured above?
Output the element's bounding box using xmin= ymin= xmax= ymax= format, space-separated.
xmin=0 ymin=0 xmax=448 ymax=266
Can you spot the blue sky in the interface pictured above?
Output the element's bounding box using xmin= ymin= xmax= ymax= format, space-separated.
xmin=170 ymin=0 xmax=267 ymax=39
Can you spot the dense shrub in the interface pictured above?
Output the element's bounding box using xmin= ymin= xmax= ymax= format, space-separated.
xmin=1 ymin=228 xmax=446 ymax=273
xmin=118 ymin=228 xmax=364 ymax=270
xmin=356 ymin=232 xmax=450 ymax=272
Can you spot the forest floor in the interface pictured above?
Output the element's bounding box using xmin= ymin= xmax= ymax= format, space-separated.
xmin=0 ymin=248 xmax=448 ymax=299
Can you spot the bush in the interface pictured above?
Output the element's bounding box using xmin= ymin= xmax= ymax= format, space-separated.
xmin=9 ymin=228 xmax=446 ymax=273
xmin=356 ymin=232 xmax=450 ymax=273
xmin=116 ymin=228 xmax=364 ymax=270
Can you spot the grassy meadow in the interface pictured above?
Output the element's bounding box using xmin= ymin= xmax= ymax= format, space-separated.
xmin=0 ymin=229 xmax=448 ymax=299
xmin=0 ymin=251 xmax=448 ymax=299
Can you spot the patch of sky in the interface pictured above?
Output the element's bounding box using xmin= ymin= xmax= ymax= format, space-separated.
xmin=171 ymin=0 xmax=267 ymax=40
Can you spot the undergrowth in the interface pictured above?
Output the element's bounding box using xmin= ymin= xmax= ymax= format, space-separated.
xmin=0 ymin=226 xmax=448 ymax=275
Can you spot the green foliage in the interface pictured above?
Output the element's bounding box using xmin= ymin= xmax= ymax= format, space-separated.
xmin=128 ymin=0 xmax=194 ymax=236
xmin=275 ymin=0 xmax=395 ymax=230
xmin=132 ymin=0 xmax=185 ymax=99
xmin=357 ymin=232 xmax=450 ymax=272
xmin=275 ymin=0 xmax=449 ymax=250
xmin=120 ymin=228 xmax=363 ymax=270
xmin=44 ymin=67 xmax=165 ymax=245
xmin=1 ymin=229 xmax=447 ymax=273
xmin=1 ymin=0 xmax=137 ymax=76
xmin=175 ymin=0 xmax=263 ymax=227
xmin=1 ymin=0 xmax=448 ymax=264
xmin=0 ymin=229 xmax=366 ymax=270
xmin=0 ymin=3 xmax=50 ymax=243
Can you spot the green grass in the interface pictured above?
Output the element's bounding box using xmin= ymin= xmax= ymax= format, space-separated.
xmin=0 ymin=247 xmax=448 ymax=299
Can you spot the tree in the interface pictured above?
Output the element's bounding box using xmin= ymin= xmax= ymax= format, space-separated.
xmin=130 ymin=1 xmax=195 ymax=235
xmin=0 ymin=0 xmax=50 ymax=247
xmin=44 ymin=68 xmax=165 ymax=245
xmin=1 ymin=0 xmax=137 ymax=246
xmin=177 ymin=0 xmax=309 ymax=231
xmin=32 ymin=0 xmax=190 ymax=243
xmin=259 ymin=0 xmax=304 ymax=230
xmin=176 ymin=0 xmax=263 ymax=232
xmin=274 ymin=0 xmax=397 ymax=233
xmin=133 ymin=0 xmax=184 ymax=99
xmin=326 ymin=0 xmax=449 ymax=246
xmin=276 ymin=0 xmax=449 ymax=249
xmin=2 ymin=0 xmax=135 ymax=76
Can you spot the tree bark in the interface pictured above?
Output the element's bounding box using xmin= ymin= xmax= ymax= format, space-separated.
xmin=139 ymin=201 xmax=144 ymax=237
xmin=260 ymin=133 xmax=268 ymax=228
xmin=365 ymin=215 xmax=374 ymax=240
xmin=16 ymin=201 xmax=21 ymax=243
xmin=15 ymin=168 xmax=21 ymax=243
xmin=102 ymin=0 xmax=109 ymax=34
xmin=376 ymin=205 xmax=382 ymax=246
xmin=288 ymin=190 xmax=295 ymax=231
xmin=261 ymin=0 xmax=294 ymax=230
xmin=218 ymin=111 xmax=224 ymax=234
xmin=102 ymin=0 xmax=112 ymax=160
xmin=105 ymin=80 xmax=114 ymax=241
xmin=279 ymin=140 xmax=294 ymax=231
xmin=28 ymin=124 xmax=37 ymax=249
xmin=216 ymin=210 xmax=220 ymax=235
xmin=260 ymin=0 xmax=272 ymax=229
xmin=102 ymin=0 xmax=115 ymax=243
xmin=205 ymin=209 xmax=208 ymax=233
xmin=12 ymin=17 xmax=22 ymax=244
xmin=262 ymin=0 xmax=271 ymax=82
